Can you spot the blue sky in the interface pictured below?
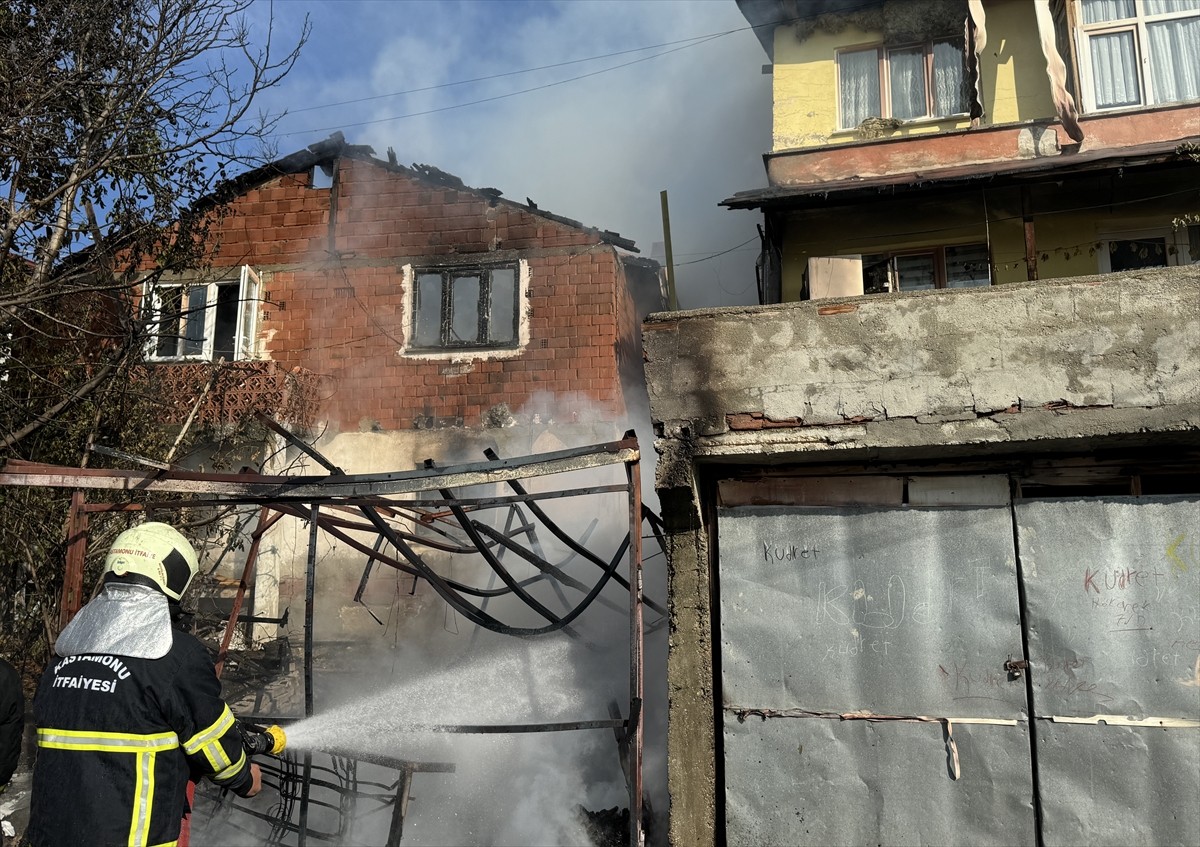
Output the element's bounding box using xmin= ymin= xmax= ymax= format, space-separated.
xmin=246 ymin=0 xmax=772 ymax=307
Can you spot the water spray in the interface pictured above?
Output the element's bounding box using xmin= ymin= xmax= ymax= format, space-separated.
xmin=238 ymin=721 xmax=288 ymax=756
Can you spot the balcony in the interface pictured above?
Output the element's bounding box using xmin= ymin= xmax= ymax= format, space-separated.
xmin=146 ymin=360 xmax=323 ymax=431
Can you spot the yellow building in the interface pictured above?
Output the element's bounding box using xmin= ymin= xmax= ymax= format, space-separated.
xmin=727 ymin=0 xmax=1200 ymax=301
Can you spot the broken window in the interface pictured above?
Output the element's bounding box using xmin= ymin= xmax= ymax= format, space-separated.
xmin=1077 ymin=0 xmax=1200 ymax=111
xmin=411 ymin=264 xmax=519 ymax=351
xmin=858 ymin=244 xmax=991 ymax=293
xmin=838 ymin=37 xmax=970 ymax=128
xmin=145 ymin=266 xmax=261 ymax=362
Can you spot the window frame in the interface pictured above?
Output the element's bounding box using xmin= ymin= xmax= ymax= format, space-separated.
xmin=408 ymin=262 xmax=521 ymax=353
xmin=836 ymin=36 xmax=970 ymax=130
xmin=1075 ymin=0 xmax=1200 ymax=112
xmin=144 ymin=265 xmax=261 ymax=363
xmin=1095 ymin=225 xmax=1194 ymax=272
xmin=858 ymin=243 xmax=992 ymax=293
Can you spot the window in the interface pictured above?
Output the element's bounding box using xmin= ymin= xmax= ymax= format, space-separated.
xmin=838 ymin=38 xmax=969 ymax=128
xmin=1078 ymin=0 xmax=1200 ymax=111
xmin=145 ymin=266 xmax=261 ymax=362
xmin=411 ymin=264 xmax=518 ymax=351
xmin=860 ymin=244 xmax=991 ymax=293
xmin=1096 ymin=226 xmax=1197 ymax=272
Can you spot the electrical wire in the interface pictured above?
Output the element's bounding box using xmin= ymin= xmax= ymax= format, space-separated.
xmin=286 ymin=31 xmax=738 ymax=115
xmin=674 ymin=235 xmax=758 ymax=267
xmin=277 ymin=32 xmax=730 ymax=137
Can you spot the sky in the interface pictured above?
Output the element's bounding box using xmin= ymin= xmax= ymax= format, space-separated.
xmin=246 ymin=0 xmax=773 ymax=308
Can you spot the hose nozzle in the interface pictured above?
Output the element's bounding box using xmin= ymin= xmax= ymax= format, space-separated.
xmin=239 ymin=722 xmax=287 ymax=756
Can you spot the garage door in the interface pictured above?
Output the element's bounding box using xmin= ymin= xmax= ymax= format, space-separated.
xmin=718 ymin=480 xmax=1199 ymax=846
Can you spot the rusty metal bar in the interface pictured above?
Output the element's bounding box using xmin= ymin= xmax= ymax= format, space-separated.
xmin=59 ymin=490 xmax=89 ymax=629
xmin=215 ymin=507 xmax=283 ymax=676
xmin=352 ymin=533 xmax=388 ymax=605
xmin=483 ymin=447 xmax=667 ymax=618
xmin=0 ymin=437 xmax=639 ymax=498
xmin=471 ymin=521 xmax=627 ymax=617
xmin=75 ymin=485 xmax=628 ymax=512
xmin=627 ymin=439 xmax=645 ymax=847
xmin=429 ymin=460 xmax=567 ymax=629
xmin=334 ymin=718 xmax=626 ymax=735
xmin=298 ymin=502 xmax=320 ymax=847
xmin=386 ymin=766 xmax=413 ymax=847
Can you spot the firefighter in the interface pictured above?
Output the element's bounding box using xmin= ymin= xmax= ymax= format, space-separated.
xmin=26 ymin=522 xmax=261 ymax=847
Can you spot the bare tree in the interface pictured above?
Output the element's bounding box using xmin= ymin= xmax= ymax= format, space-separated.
xmin=0 ymin=0 xmax=307 ymax=661
xmin=0 ymin=0 xmax=307 ymax=449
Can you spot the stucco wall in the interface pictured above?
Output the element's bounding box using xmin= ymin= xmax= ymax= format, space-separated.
xmin=647 ymin=268 xmax=1200 ymax=451
xmin=769 ymin=0 xmax=1051 ymax=151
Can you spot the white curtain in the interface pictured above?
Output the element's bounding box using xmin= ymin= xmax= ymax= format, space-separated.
xmin=889 ymin=47 xmax=926 ymax=119
xmin=1082 ymin=0 xmax=1135 ymax=23
xmin=1090 ymin=30 xmax=1141 ymax=107
xmin=839 ymin=49 xmax=880 ymax=127
xmin=1145 ymin=1 xmax=1200 ymax=15
xmin=1147 ymin=17 xmax=1200 ymax=103
xmin=932 ymin=39 xmax=967 ymax=115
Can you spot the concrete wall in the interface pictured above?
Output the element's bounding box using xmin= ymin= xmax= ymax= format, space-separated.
xmin=642 ymin=266 xmax=1200 ymax=847
xmin=647 ymin=268 xmax=1200 ymax=450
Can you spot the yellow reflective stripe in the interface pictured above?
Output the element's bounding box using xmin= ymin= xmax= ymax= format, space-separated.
xmin=182 ymin=706 xmax=234 ymax=755
xmin=150 ymin=842 xmax=178 ymax=847
xmin=37 ymin=727 xmax=178 ymax=752
xmin=212 ymin=749 xmax=247 ymax=783
xmin=129 ymin=749 xmax=156 ymax=847
xmin=199 ymin=735 xmax=233 ymax=774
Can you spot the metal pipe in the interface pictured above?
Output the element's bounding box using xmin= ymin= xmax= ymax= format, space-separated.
xmin=627 ymin=446 xmax=645 ymax=847
xmin=298 ymin=503 xmax=320 ymax=846
xmin=215 ymin=507 xmax=284 ymax=676
xmin=483 ymin=447 xmax=667 ymax=617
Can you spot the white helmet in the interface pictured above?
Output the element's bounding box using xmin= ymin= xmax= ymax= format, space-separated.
xmin=104 ymin=522 xmax=199 ymax=601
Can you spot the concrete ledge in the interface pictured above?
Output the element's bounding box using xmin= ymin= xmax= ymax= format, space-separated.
xmin=645 ymin=267 xmax=1200 ymax=453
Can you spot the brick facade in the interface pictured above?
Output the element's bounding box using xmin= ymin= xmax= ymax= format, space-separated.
xmin=178 ymin=142 xmax=657 ymax=432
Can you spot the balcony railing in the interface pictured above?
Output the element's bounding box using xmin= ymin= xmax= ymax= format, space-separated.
xmin=146 ymin=360 xmax=322 ymax=431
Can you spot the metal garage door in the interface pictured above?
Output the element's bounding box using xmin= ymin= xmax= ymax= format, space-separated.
xmin=718 ymin=484 xmax=1199 ymax=846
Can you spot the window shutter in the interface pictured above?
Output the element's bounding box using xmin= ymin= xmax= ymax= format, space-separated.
xmin=236 ymin=265 xmax=261 ymax=361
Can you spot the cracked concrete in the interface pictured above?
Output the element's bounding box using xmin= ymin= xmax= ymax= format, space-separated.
xmin=642 ymin=267 xmax=1200 ymax=847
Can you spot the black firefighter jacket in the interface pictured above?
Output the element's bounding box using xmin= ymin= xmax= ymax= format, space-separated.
xmin=27 ymin=629 xmax=254 ymax=847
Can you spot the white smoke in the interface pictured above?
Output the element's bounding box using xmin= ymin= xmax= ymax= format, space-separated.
xmin=254 ymin=0 xmax=772 ymax=308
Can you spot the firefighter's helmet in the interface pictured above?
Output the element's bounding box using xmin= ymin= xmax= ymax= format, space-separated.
xmin=104 ymin=522 xmax=199 ymax=601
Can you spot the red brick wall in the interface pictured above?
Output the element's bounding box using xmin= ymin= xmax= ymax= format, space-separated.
xmin=198 ymin=157 xmax=632 ymax=431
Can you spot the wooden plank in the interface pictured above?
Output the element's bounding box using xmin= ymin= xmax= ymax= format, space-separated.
xmin=719 ymin=476 xmax=904 ymax=507
xmin=908 ymin=475 xmax=1011 ymax=506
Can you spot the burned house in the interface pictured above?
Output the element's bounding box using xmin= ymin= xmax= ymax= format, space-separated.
xmin=136 ymin=132 xmax=664 ymax=639
xmin=0 ymin=133 xmax=667 ymax=844
xmin=647 ymin=1 xmax=1200 ymax=846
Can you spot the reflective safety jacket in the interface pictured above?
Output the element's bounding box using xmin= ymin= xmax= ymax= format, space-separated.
xmin=27 ymin=629 xmax=254 ymax=847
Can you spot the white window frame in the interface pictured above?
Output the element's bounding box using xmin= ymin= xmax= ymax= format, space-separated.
xmin=1095 ymin=225 xmax=1192 ymax=272
xmin=836 ymin=37 xmax=970 ymax=129
xmin=399 ymin=259 xmax=530 ymax=361
xmin=145 ymin=265 xmax=261 ymax=362
xmin=1075 ymin=0 xmax=1200 ymax=112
